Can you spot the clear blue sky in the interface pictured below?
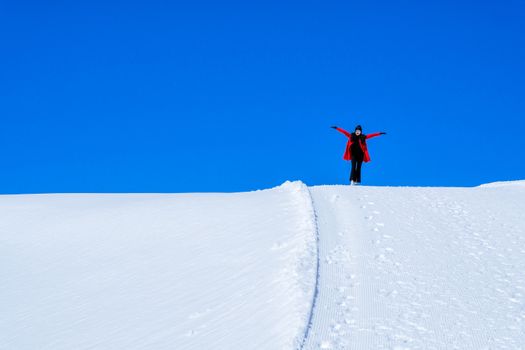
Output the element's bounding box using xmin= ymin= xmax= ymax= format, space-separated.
xmin=1 ymin=0 xmax=524 ymax=193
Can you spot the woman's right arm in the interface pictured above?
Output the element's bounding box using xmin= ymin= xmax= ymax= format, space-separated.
xmin=331 ymin=126 xmax=352 ymax=138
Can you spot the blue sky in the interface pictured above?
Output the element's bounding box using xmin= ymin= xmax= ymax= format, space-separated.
xmin=1 ymin=0 xmax=524 ymax=193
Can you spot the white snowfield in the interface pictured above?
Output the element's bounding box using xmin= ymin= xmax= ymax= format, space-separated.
xmin=1 ymin=181 xmax=525 ymax=349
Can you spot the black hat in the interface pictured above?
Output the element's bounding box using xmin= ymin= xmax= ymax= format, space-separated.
xmin=355 ymin=125 xmax=362 ymax=131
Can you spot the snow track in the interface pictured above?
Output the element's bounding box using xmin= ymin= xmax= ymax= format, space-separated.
xmin=303 ymin=184 xmax=525 ymax=349
xmin=301 ymin=187 xmax=362 ymax=350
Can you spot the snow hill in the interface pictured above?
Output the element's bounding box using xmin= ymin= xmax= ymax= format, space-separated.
xmin=2 ymin=181 xmax=525 ymax=349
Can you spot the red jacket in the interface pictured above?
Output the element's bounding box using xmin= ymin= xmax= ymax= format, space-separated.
xmin=335 ymin=127 xmax=382 ymax=162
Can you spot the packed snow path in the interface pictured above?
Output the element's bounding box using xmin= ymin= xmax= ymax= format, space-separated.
xmin=303 ymin=184 xmax=525 ymax=349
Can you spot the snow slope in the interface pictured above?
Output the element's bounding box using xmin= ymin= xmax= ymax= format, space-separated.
xmin=0 ymin=182 xmax=317 ymax=350
xmin=2 ymin=181 xmax=525 ymax=349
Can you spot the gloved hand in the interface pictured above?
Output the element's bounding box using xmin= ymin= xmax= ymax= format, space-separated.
xmin=331 ymin=126 xmax=338 ymax=129
xmin=380 ymin=132 xmax=387 ymax=135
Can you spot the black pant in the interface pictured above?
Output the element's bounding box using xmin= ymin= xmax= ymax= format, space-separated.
xmin=350 ymin=158 xmax=363 ymax=183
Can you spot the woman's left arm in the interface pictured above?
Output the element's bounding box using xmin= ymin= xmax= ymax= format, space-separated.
xmin=366 ymin=132 xmax=386 ymax=140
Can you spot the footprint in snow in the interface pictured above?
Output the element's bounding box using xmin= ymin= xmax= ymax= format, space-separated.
xmin=332 ymin=323 xmax=342 ymax=331
xmin=375 ymin=254 xmax=387 ymax=261
xmin=320 ymin=340 xmax=332 ymax=349
xmin=345 ymin=318 xmax=356 ymax=325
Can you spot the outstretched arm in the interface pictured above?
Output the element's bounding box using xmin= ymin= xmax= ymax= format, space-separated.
xmin=366 ymin=132 xmax=386 ymax=140
xmin=331 ymin=126 xmax=352 ymax=138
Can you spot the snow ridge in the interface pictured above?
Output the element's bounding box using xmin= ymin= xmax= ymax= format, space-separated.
xmin=297 ymin=185 xmax=321 ymax=350
xmin=478 ymin=180 xmax=525 ymax=188
xmin=277 ymin=181 xmax=321 ymax=350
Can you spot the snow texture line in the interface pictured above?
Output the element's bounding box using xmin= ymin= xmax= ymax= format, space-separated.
xmin=298 ymin=186 xmax=321 ymax=350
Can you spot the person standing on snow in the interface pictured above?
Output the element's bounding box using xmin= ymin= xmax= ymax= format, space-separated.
xmin=331 ymin=125 xmax=386 ymax=185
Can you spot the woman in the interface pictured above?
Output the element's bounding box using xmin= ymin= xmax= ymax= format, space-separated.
xmin=331 ymin=125 xmax=386 ymax=185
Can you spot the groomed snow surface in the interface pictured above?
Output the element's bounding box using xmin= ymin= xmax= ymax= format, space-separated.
xmin=2 ymin=181 xmax=525 ymax=349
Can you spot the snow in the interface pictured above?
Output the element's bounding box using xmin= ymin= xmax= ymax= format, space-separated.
xmin=0 ymin=181 xmax=317 ymax=350
xmin=478 ymin=180 xmax=525 ymax=188
xmin=303 ymin=184 xmax=525 ymax=349
xmin=2 ymin=181 xmax=525 ymax=349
